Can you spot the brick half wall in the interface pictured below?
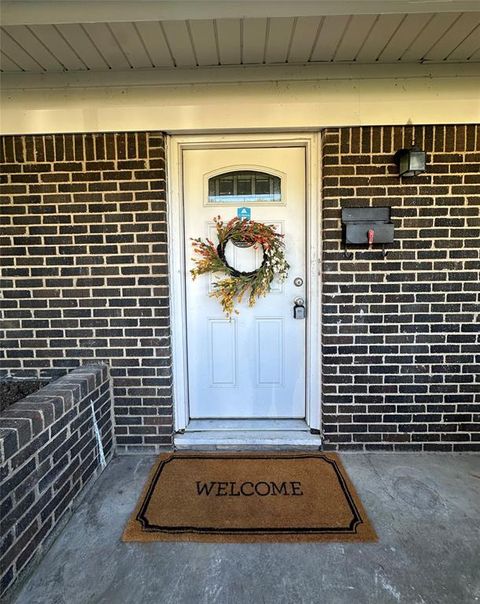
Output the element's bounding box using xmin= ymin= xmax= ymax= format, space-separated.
xmin=321 ymin=125 xmax=480 ymax=451
xmin=0 ymin=133 xmax=173 ymax=452
xmin=0 ymin=364 xmax=113 ymax=597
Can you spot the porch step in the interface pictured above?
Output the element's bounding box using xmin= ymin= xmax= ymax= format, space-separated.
xmin=174 ymin=430 xmax=321 ymax=450
xmin=185 ymin=419 xmax=309 ymax=431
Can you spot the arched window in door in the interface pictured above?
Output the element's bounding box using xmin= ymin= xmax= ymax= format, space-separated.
xmin=207 ymin=170 xmax=282 ymax=204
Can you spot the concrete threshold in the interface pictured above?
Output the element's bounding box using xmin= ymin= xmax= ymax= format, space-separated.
xmin=174 ymin=429 xmax=321 ymax=450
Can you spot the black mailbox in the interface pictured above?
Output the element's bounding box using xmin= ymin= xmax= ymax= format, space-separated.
xmin=341 ymin=207 xmax=394 ymax=257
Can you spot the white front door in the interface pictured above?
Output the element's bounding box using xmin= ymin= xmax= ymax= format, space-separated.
xmin=183 ymin=146 xmax=306 ymax=419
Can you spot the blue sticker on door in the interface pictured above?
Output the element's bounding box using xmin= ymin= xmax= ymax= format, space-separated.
xmin=237 ymin=207 xmax=251 ymax=220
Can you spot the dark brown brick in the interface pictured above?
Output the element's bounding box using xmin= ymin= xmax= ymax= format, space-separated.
xmin=321 ymin=124 xmax=479 ymax=452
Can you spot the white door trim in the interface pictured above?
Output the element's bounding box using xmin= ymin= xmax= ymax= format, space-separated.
xmin=167 ymin=132 xmax=321 ymax=434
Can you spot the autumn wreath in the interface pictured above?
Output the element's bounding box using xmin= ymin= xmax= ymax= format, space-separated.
xmin=191 ymin=216 xmax=289 ymax=317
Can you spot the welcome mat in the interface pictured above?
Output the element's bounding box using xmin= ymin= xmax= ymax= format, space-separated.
xmin=122 ymin=452 xmax=377 ymax=543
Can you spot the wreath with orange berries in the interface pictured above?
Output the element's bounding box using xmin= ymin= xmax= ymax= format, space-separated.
xmin=191 ymin=216 xmax=289 ymax=317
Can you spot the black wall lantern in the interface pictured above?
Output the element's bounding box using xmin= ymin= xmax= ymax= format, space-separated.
xmin=394 ymin=145 xmax=426 ymax=177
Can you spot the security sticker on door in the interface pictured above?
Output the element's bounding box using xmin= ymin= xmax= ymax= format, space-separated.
xmin=237 ymin=207 xmax=251 ymax=220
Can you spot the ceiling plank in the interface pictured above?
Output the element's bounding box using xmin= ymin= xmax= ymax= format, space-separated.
xmin=424 ymin=12 xmax=480 ymax=61
xmin=0 ymin=51 xmax=23 ymax=71
xmin=29 ymin=24 xmax=87 ymax=70
xmin=1 ymin=9 xmax=477 ymax=75
xmin=469 ymin=47 xmax=480 ymax=60
xmin=4 ymin=2 xmax=480 ymax=26
xmin=242 ymin=18 xmax=267 ymax=64
xmin=161 ymin=21 xmax=196 ymax=67
xmin=355 ymin=14 xmax=405 ymax=62
xmin=82 ymin=23 xmax=130 ymax=70
xmin=0 ymin=28 xmax=45 ymax=72
xmin=216 ymin=19 xmax=241 ymax=65
xmin=2 ymin=25 xmax=64 ymax=71
xmin=108 ymin=22 xmax=152 ymax=69
xmin=311 ymin=15 xmax=350 ymax=62
xmin=379 ymin=14 xmax=433 ymax=62
xmin=135 ymin=21 xmax=173 ymax=67
xmin=189 ymin=19 xmax=218 ymax=66
xmin=447 ymin=25 xmax=480 ymax=60
xmin=56 ymin=24 xmax=110 ymax=70
xmin=288 ymin=17 xmax=321 ymax=63
xmin=334 ymin=14 xmax=377 ymax=61
xmin=265 ymin=17 xmax=295 ymax=64
xmin=401 ymin=13 xmax=460 ymax=61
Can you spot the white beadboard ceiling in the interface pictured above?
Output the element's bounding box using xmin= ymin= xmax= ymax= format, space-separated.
xmin=1 ymin=3 xmax=479 ymax=73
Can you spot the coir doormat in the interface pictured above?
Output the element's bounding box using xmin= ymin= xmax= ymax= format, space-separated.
xmin=122 ymin=452 xmax=377 ymax=543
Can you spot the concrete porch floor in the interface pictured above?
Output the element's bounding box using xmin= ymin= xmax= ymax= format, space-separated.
xmin=12 ymin=453 xmax=480 ymax=604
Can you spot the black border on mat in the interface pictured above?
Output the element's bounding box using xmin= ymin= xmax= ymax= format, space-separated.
xmin=136 ymin=453 xmax=364 ymax=535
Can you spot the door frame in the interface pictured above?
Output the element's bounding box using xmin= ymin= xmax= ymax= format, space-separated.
xmin=167 ymin=132 xmax=321 ymax=433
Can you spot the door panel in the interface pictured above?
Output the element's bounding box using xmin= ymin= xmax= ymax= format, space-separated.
xmin=183 ymin=146 xmax=306 ymax=418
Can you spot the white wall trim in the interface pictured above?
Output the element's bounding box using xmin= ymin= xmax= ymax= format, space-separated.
xmin=305 ymin=132 xmax=322 ymax=432
xmin=4 ymin=1 xmax=479 ymax=26
xmin=3 ymin=63 xmax=478 ymax=90
xmin=168 ymin=132 xmax=321 ymax=433
xmin=166 ymin=135 xmax=189 ymax=432
xmin=2 ymin=64 xmax=479 ymax=135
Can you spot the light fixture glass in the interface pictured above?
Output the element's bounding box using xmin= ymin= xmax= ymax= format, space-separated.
xmin=395 ymin=145 xmax=426 ymax=177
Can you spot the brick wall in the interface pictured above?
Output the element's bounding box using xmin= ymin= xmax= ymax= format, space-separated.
xmin=0 ymin=364 xmax=112 ymax=596
xmin=321 ymin=125 xmax=480 ymax=451
xmin=2 ymin=128 xmax=479 ymax=454
xmin=0 ymin=133 xmax=172 ymax=452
